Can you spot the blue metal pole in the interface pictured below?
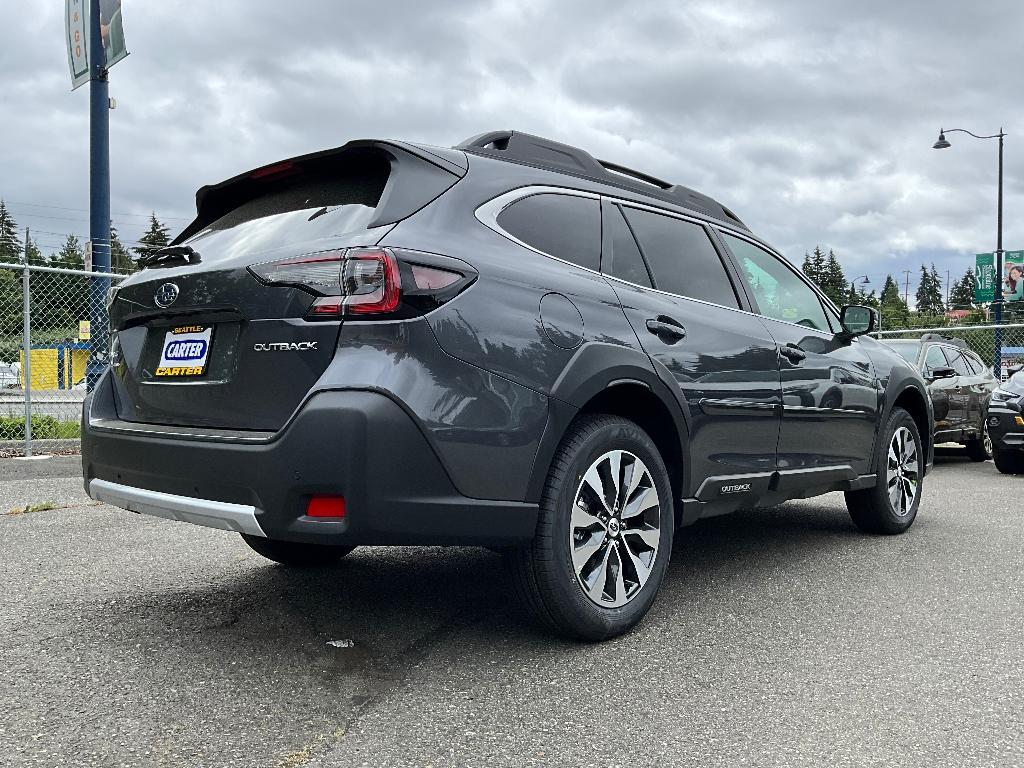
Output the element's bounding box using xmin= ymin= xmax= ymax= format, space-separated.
xmin=86 ymin=0 xmax=110 ymax=391
xmin=992 ymin=131 xmax=1005 ymax=378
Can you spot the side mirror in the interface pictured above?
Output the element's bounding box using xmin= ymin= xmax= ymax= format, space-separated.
xmin=928 ymin=366 xmax=956 ymax=381
xmin=838 ymin=305 xmax=876 ymax=338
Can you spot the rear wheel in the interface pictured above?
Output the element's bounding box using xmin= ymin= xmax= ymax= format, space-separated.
xmin=509 ymin=415 xmax=673 ymax=641
xmin=240 ymin=534 xmax=356 ymax=566
xmin=993 ymin=446 xmax=1024 ymax=474
xmin=845 ymin=407 xmax=923 ymax=535
xmin=964 ymin=420 xmax=993 ymax=462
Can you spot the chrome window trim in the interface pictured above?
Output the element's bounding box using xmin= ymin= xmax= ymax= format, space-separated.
xmin=474 ymin=185 xmax=840 ymax=337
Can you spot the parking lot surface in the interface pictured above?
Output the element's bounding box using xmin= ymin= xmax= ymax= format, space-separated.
xmin=2 ymin=452 xmax=1022 ymax=767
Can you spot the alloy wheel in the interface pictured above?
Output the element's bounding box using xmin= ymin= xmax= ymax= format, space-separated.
xmin=570 ymin=450 xmax=661 ymax=608
xmin=886 ymin=426 xmax=920 ymax=517
xmin=983 ymin=420 xmax=993 ymax=457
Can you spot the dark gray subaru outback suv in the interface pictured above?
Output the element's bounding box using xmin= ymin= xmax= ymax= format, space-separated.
xmin=83 ymin=131 xmax=933 ymax=640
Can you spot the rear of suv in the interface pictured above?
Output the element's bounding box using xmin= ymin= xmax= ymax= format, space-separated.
xmin=83 ymin=130 xmax=933 ymax=640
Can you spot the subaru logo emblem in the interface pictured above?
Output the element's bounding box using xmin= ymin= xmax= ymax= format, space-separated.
xmin=154 ymin=283 xmax=179 ymax=308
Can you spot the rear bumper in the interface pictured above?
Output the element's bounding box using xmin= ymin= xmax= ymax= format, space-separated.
xmin=82 ymin=374 xmax=538 ymax=546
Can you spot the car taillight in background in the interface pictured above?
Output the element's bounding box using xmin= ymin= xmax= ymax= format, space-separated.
xmin=249 ymin=247 xmax=475 ymax=320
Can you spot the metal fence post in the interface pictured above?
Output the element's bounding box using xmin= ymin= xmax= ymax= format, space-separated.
xmin=21 ymin=234 xmax=32 ymax=457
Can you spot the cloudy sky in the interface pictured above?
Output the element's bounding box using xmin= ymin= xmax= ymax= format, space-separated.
xmin=3 ymin=0 xmax=1022 ymax=300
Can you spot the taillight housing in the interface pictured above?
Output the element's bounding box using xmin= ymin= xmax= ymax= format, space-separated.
xmin=249 ymin=247 xmax=475 ymax=320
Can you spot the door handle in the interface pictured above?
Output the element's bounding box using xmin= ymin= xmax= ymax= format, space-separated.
xmin=645 ymin=317 xmax=686 ymax=342
xmin=779 ymin=343 xmax=806 ymax=363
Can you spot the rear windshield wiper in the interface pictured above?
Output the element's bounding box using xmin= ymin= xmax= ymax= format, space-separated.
xmin=140 ymin=245 xmax=202 ymax=268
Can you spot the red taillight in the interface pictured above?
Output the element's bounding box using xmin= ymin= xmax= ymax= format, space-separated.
xmin=306 ymin=495 xmax=346 ymax=518
xmin=341 ymin=249 xmax=401 ymax=314
xmin=250 ymin=247 xmax=472 ymax=319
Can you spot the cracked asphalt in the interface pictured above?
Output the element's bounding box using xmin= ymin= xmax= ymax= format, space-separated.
xmin=2 ymin=451 xmax=1023 ymax=767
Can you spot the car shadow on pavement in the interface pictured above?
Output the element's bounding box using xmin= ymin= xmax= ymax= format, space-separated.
xmin=83 ymin=497 xmax=867 ymax=661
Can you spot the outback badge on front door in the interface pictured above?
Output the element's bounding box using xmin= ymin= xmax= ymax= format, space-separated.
xmin=155 ymin=325 xmax=213 ymax=377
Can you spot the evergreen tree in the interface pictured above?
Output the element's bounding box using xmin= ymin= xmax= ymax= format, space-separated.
xmin=879 ymin=274 xmax=908 ymax=328
xmin=55 ymin=234 xmax=85 ymax=269
xmin=948 ymin=268 xmax=975 ymax=310
xmin=915 ymin=263 xmax=944 ymax=315
xmin=24 ymin=233 xmax=45 ymax=266
xmin=110 ymin=224 xmax=135 ymax=274
xmin=132 ymin=213 xmax=171 ymax=262
xmin=0 ymin=200 xmax=21 ymax=262
xmin=820 ymin=249 xmax=848 ymax=306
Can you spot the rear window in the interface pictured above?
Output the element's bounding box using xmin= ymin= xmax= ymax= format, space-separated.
xmin=497 ymin=194 xmax=601 ymax=271
xmin=185 ymin=156 xmax=389 ymax=258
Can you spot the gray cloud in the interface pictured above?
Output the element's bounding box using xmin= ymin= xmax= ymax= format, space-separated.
xmin=2 ymin=0 xmax=1021 ymax=295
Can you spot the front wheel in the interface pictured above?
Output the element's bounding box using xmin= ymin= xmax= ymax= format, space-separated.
xmin=993 ymin=446 xmax=1024 ymax=474
xmin=509 ymin=414 xmax=674 ymax=641
xmin=845 ymin=406 xmax=924 ymax=535
xmin=240 ymin=534 xmax=356 ymax=566
xmin=964 ymin=420 xmax=993 ymax=462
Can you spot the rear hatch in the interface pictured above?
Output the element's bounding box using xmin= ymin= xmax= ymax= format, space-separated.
xmin=107 ymin=141 xmax=465 ymax=431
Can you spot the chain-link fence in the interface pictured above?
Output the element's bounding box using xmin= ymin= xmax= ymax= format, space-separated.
xmin=0 ymin=262 xmax=126 ymax=456
xmin=877 ymin=322 xmax=1024 ymax=380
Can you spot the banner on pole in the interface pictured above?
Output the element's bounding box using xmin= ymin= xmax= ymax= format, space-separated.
xmin=66 ymin=0 xmax=90 ymax=89
xmin=976 ymin=251 xmax=1024 ymax=303
xmin=66 ymin=0 xmax=128 ymax=90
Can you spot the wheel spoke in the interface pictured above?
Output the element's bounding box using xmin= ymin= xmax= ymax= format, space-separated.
xmin=621 ymin=485 xmax=658 ymax=519
xmin=572 ymin=532 xmax=606 ymax=574
xmin=620 ymin=535 xmax=652 ymax=584
xmin=571 ymin=500 xmax=603 ymax=532
xmin=622 ymin=525 xmax=660 ymax=549
xmin=581 ymin=465 xmax=614 ymax=517
xmin=583 ymin=541 xmax=615 ymax=603
xmin=611 ymin=544 xmax=627 ymax=602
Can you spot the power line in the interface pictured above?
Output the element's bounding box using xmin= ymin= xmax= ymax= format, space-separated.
xmin=5 ymin=200 xmax=191 ymax=220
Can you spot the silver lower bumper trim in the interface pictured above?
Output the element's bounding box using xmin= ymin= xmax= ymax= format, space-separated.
xmin=88 ymin=479 xmax=266 ymax=537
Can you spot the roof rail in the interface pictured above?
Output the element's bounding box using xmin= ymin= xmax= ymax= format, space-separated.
xmin=455 ymin=130 xmax=746 ymax=229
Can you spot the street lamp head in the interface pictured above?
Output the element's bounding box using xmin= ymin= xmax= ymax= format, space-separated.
xmin=933 ymin=131 xmax=951 ymax=150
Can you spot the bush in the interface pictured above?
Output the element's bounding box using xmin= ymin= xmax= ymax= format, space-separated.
xmin=0 ymin=414 xmax=80 ymax=440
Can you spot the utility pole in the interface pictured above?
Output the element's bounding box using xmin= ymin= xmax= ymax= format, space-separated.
xmin=22 ymin=227 xmax=32 ymax=456
xmin=903 ymin=270 xmax=912 ymax=307
xmin=946 ymin=269 xmax=951 ymax=308
xmin=86 ymin=0 xmax=111 ymax=390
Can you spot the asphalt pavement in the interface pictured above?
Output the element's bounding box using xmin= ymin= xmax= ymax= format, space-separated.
xmin=2 ymin=452 xmax=1022 ymax=767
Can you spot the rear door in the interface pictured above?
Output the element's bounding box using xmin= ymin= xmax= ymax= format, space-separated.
xmin=923 ymin=344 xmax=956 ymax=435
xmin=942 ymin=346 xmax=973 ymax=434
xmin=716 ymin=231 xmax=879 ymax=476
xmin=601 ymin=201 xmax=782 ymax=493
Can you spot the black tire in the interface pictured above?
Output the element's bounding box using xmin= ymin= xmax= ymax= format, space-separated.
xmin=845 ymin=406 xmax=924 ymax=535
xmin=993 ymin=446 xmax=1024 ymax=474
xmin=964 ymin=420 xmax=993 ymax=462
xmin=240 ymin=534 xmax=356 ymax=566
xmin=508 ymin=414 xmax=674 ymax=641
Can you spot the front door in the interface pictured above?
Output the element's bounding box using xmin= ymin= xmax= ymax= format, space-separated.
xmin=601 ymin=201 xmax=781 ymax=491
xmin=716 ymin=231 xmax=880 ymax=476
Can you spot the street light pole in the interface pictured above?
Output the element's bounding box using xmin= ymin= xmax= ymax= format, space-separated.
xmin=933 ymin=127 xmax=1007 ymax=376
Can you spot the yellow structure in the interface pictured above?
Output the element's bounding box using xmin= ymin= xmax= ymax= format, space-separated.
xmin=19 ymin=345 xmax=90 ymax=390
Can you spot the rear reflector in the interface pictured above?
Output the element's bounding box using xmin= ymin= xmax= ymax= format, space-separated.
xmin=306 ymin=496 xmax=346 ymax=518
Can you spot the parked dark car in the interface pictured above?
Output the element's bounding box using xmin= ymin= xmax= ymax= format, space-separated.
xmin=882 ymin=335 xmax=998 ymax=461
xmin=82 ymin=131 xmax=933 ymax=639
xmin=987 ymin=367 xmax=1024 ymax=474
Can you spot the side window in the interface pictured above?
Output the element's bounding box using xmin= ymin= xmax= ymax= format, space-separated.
xmin=944 ymin=348 xmax=972 ymax=376
xmin=602 ymin=204 xmax=652 ymax=287
xmin=496 ymin=193 xmax=601 ymax=272
xmin=967 ymin=352 xmax=987 ymax=374
xmin=620 ymin=207 xmax=738 ymax=307
xmin=924 ymin=345 xmax=947 ymax=372
xmin=720 ymin=232 xmax=830 ymax=332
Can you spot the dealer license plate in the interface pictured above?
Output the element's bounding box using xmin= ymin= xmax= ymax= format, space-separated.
xmin=155 ymin=325 xmax=213 ymax=378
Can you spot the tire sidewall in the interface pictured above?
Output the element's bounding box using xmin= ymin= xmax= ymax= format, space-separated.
xmin=543 ymin=419 xmax=673 ymax=638
xmin=876 ymin=407 xmax=925 ymax=528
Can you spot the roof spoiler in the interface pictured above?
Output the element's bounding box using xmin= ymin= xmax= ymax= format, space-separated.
xmin=172 ymin=140 xmax=467 ymax=244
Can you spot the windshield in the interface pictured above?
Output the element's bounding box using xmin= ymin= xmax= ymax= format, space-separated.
xmin=883 ymin=341 xmax=920 ymax=364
